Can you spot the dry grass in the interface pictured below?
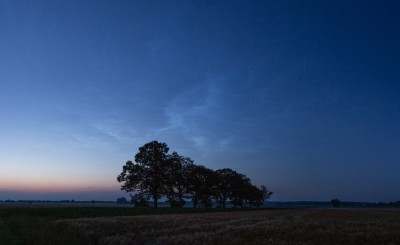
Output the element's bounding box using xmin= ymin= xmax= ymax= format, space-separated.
xmin=54 ymin=208 xmax=400 ymax=245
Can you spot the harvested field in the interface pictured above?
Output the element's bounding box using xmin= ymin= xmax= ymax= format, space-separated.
xmin=54 ymin=208 xmax=400 ymax=245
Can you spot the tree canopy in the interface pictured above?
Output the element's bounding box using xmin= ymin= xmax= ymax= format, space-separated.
xmin=117 ymin=141 xmax=170 ymax=208
xmin=117 ymin=141 xmax=273 ymax=208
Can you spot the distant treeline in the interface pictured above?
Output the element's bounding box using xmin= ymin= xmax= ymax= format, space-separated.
xmin=0 ymin=200 xmax=114 ymax=204
xmin=375 ymin=201 xmax=400 ymax=207
xmin=117 ymin=141 xmax=273 ymax=208
xmin=2 ymin=200 xmax=399 ymax=208
xmin=266 ymin=201 xmax=400 ymax=208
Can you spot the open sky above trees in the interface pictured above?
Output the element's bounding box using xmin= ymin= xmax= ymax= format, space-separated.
xmin=0 ymin=1 xmax=399 ymax=202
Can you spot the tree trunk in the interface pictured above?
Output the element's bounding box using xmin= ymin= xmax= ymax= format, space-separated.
xmin=178 ymin=189 xmax=184 ymax=207
xmin=153 ymin=194 xmax=158 ymax=208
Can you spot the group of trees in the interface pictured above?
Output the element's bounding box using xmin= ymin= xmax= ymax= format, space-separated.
xmin=117 ymin=141 xmax=273 ymax=208
xmin=331 ymin=198 xmax=341 ymax=207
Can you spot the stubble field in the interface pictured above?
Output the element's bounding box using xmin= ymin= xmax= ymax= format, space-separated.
xmin=1 ymin=207 xmax=400 ymax=244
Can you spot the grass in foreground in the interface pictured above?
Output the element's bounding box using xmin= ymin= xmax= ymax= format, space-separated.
xmin=1 ymin=206 xmax=400 ymax=244
xmin=0 ymin=206 xmax=262 ymax=244
xmin=54 ymin=208 xmax=400 ymax=245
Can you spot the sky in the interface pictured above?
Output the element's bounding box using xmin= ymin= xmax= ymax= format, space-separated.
xmin=0 ymin=0 xmax=399 ymax=202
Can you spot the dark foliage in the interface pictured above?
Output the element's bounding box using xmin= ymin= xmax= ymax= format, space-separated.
xmin=118 ymin=141 xmax=273 ymax=208
xmin=331 ymin=198 xmax=341 ymax=207
xmin=117 ymin=141 xmax=170 ymax=208
xmin=230 ymin=173 xmax=251 ymax=208
xmin=116 ymin=197 xmax=128 ymax=204
xmin=165 ymin=152 xmax=193 ymax=208
xmin=130 ymin=192 xmax=150 ymax=207
xmin=215 ymin=168 xmax=238 ymax=208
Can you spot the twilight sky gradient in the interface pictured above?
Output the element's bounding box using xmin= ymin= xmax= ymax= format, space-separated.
xmin=1 ymin=1 xmax=399 ymax=202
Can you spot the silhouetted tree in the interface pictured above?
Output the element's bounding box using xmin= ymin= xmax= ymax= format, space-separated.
xmin=259 ymin=185 xmax=273 ymax=205
xmin=230 ymin=173 xmax=251 ymax=208
xmin=245 ymin=185 xmax=260 ymax=208
xmin=331 ymin=198 xmax=341 ymax=208
xmin=185 ymin=163 xmax=201 ymax=208
xmin=116 ymin=197 xmax=128 ymax=204
xmin=215 ymin=168 xmax=237 ymax=208
xmin=117 ymin=140 xmax=275 ymax=209
xmin=199 ymin=167 xmax=217 ymax=208
xmin=131 ymin=191 xmax=150 ymax=207
xmin=117 ymin=141 xmax=170 ymax=208
xmin=165 ymin=152 xmax=193 ymax=208
xmin=186 ymin=164 xmax=216 ymax=208
xmin=246 ymin=185 xmax=273 ymax=208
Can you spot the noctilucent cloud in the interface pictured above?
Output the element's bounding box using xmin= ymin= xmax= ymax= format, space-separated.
xmin=0 ymin=1 xmax=399 ymax=202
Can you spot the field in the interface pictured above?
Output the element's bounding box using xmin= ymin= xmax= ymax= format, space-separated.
xmin=1 ymin=206 xmax=400 ymax=244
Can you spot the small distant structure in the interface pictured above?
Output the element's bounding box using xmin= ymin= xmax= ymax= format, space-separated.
xmin=116 ymin=197 xmax=129 ymax=205
xmin=331 ymin=198 xmax=341 ymax=208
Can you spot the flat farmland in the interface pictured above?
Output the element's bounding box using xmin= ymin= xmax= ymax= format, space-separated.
xmin=1 ymin=207 xmax=400 ymax=244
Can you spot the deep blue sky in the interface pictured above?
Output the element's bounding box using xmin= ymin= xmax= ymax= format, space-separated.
xmin=0 ymin=0 xmax=399 ymax=202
